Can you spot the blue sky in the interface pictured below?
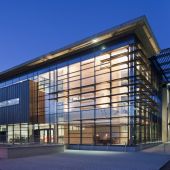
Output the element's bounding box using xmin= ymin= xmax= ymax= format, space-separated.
xmin=0 ymin=0 xmax=169 ymax=72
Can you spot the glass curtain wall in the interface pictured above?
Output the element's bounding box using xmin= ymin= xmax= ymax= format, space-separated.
xmin=0 ymin=42 xmax=161 ymax=145
xmin=134 ymin=43 xmax=162 ymax=144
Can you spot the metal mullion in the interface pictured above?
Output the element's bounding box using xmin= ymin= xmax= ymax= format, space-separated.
xmin=12 ymin=124 xmax=14 ymax=144
xmin=144 ymin=107 xmax=147 ymax=143
xmin=127 ymin=45 xmax=130 ymax=145
xmin=20 ymin=123 xmax=21 ymax=144
xmin=94 ymin=54 xmax=96 ymax=145
xmin=138 ymin=78 xmax=142 ymax=144
xmin=48 ymin=69 xmax=51 ymax=130
xmin=67 ymin=66 xmax=70 ymax=145
xmin=109 ymin=52 xmax=112 ymax=145
xmin=129 ymin=44 xmax=136 ymax=145
xmin=80 ymin=61 xmax=82 ymax=145
xmin=54 ymin=68 xmax=59 ymax=144
xmin=36 ymin=74 xmax=39 ymax=126
xmin=28 ymin=123 xmax=30 ymax=143
xmin=133 ymin=44 xmax=137 ymax=145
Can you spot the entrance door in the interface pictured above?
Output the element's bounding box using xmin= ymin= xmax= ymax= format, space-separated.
xmin=40 ymin=129 xmax=53 ymax=143
xmin=34 ymin=130 xmax=40 ymax=143
xmin=0 ymin=131 xmax=6 ymax=143
xmin=34 ymin=129 xmax=53 ymax=143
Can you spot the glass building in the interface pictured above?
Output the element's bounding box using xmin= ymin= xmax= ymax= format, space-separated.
xmin=0 ymin=16 xmax=164 ymax=147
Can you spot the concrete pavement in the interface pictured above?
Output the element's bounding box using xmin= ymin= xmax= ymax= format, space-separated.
xmin=0 ymin=148 xmax=169 ymax=170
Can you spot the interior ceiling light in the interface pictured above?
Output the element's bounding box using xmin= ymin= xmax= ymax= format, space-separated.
xmin=92 ymin=39 xmax=98 ymax=43
xmin=101 ymin=46 xmax=106 ymax=50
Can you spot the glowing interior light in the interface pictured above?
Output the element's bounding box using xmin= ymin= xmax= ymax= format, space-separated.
xmin=101 ymin=46 xmax=106 ymax=50
xmin=92 ymin=39 xmax=98 ymax=43
xmin=111 ymin=48 xmax=128 ymax=56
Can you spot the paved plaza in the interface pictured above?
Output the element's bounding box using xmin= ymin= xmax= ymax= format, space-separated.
xmin=0 ymin=145 xmax=170 ymax=170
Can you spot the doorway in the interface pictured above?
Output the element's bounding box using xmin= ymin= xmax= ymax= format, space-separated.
xmin=40 ymin=129 xmax=54 ymax=143
xmin=0 ymin=131 xmax=6 ymax=143
xmin=34 ymin=129 xmax=53 ymax=143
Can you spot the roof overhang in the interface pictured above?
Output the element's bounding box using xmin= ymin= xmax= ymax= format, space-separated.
xmin=0 ymin=15 xmax=160 ymax=81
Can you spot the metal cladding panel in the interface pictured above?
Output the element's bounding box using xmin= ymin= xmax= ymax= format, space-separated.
xmin=0 ymin=81 xmax=29 ymax=124
xmin=151 ymin=48 xmax=170 ymax=83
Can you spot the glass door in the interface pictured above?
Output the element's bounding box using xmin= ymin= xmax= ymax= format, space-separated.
xmin=40 ymin=129 xmax=53 ymax=143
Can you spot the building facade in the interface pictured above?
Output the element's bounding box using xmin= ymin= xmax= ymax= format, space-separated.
xmin=0 ymin=16 xmax=163 ymax=146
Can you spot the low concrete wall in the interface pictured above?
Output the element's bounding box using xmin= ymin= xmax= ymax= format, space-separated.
xmin=136 ymin=142 xmax=162 ymax=151
xmin=67 ymin=144 xmax=136 ymax=152
xmin=0 ymin=144 xmax=64 ymax=159
xmin=0 ymin=147 xmax=8 ymax=158
xmin=67 ymin=142 xmax=162 ymax=152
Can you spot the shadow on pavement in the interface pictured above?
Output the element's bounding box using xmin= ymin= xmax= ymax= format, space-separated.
xmin=160 ymin=160 xmax=170 ymax=170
